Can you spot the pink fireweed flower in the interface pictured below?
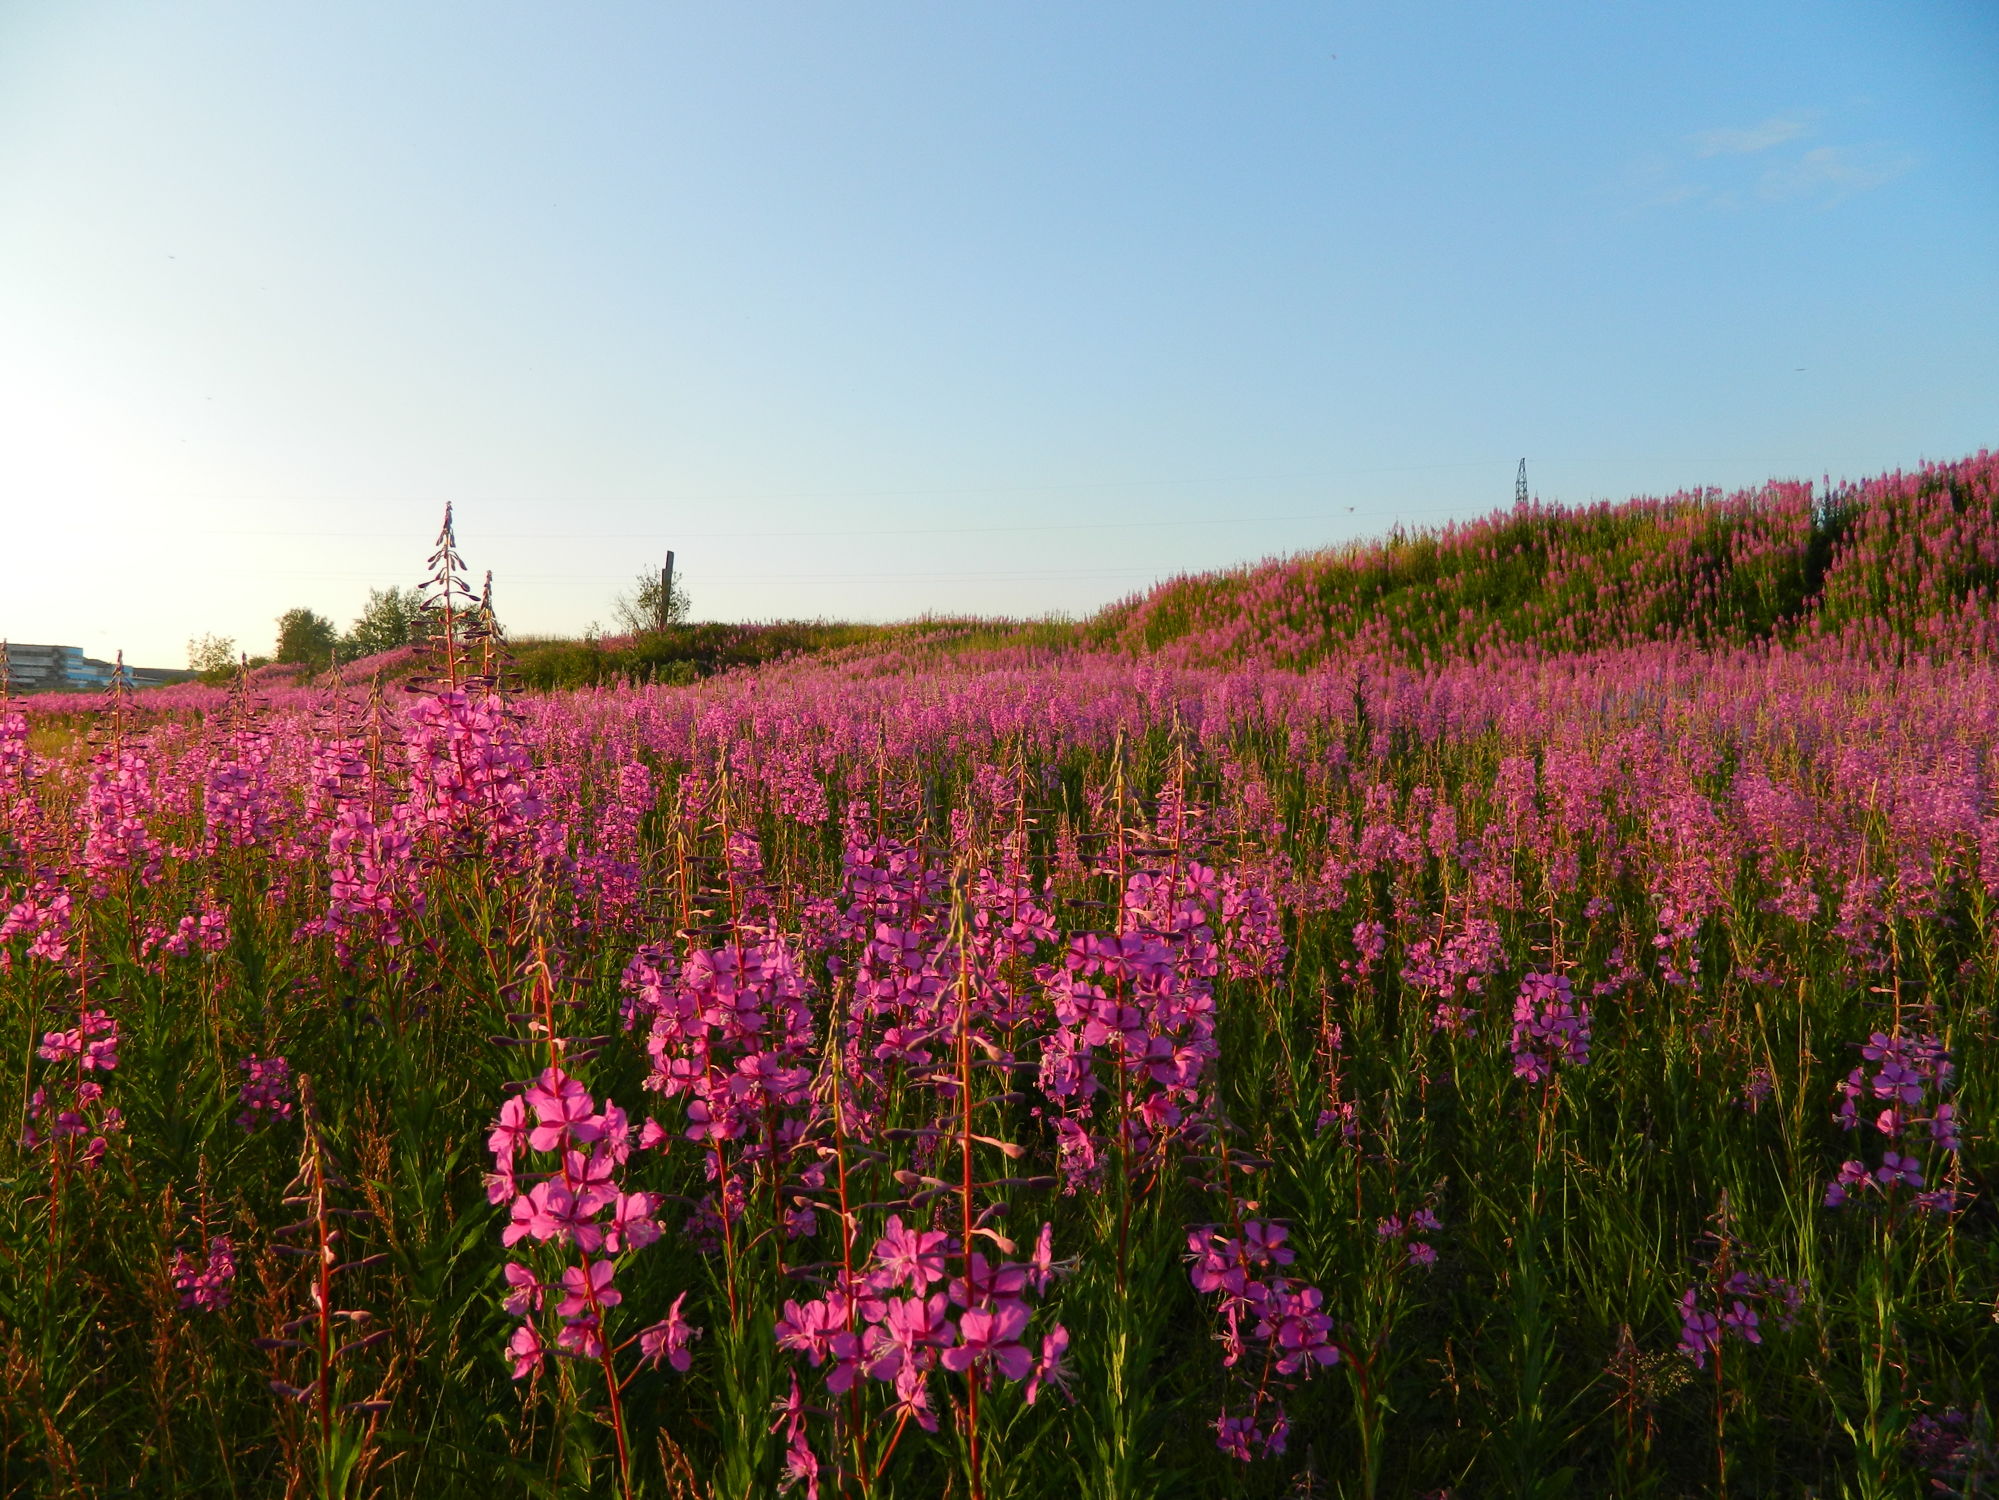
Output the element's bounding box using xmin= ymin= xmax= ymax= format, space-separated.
xmin=40 ymin=1009 xmax=121 ymax=1072
xmin=1875 ymin=1151 xmax=1924 ymax=1189
xmin=1214 ymin=1411 xmax=1258 ymax=1463
xmin=638 ymin=1292 xmax=700 ymax=1373
xmin=862 ymin=1293 xmax=950 ymax=1383
xmin=776 ymin=1296 xmax=857 ymax=1367
xmin=508 ymin=1320 xmax=546 ymax=1380
xmin=235 ymin=1055 xmax=294 ymax=1132
xmin=1720 ymin=1300 xmax=1761 ymax=1344
xmin=1678 ymin=1289 xmax=1721 ymax=1369
xmin=1377 ymin=1205 xmax=1443 ymax=1268
xmin=1186 ymin=1229 xmax=1244 ymax=1295
xmin=1931 ymin=1103 xmax=1962 ymax=1153
xmin=1679 ymin=1268 xmax=1800 ymax=1368
xmin=523 ymin=1068 xmax=604 ymax=1152
xmin=1026 ymin=1221 xmax=1065 ymax=1294
xmin=870 ymin=1215 xmax=951 ymax=1291
xmin=1255 ymin=1283 xmax=1339 ymax=1375
xmin=1825 ymin=1030 xmax=1956 ymax=1209
xmin=889 ymin=1364 xmax=941 ymax=1433
xmin=940 ymin=1301 xmax=1032 ymax=1381
xmin=772 ymin=1375 xmax=821 ymax=1499
xmin=1509 ymin=972 xmax=1590 ymax=1082
xmin=1189 ymin=1216 xmax=1338 ymax=1459
xmin=556 ymin=1258 xmax=621 ymax=1319
xmin=487 ymin=1095 xmax=532 ymax=1166
xmin=1025 ymin=1324 xmax=1073 ymax=1406
xmin=501 ymin=1262 xmax=543 ymax=1316
xmin=1241 ymin=1220 xmax=1294 ymax=1267
xmin=1823 ymin=1159 xmax=1870 ymax=1207
xmin=604 ymin=1190 xmax=662 ymax=1252
xmin=504 ymin=1181 xmax=600 ymax=1249
xmin=948 ymin=1252 xmax=1027 ymax=1309
xmin=1213 ymin=1405 xmax=1288 ymax=1461
xmin=170 ymin=1237 xmax=236 ymax=1312
xmin=555 ymin=1313 xmax=605 ymax=1360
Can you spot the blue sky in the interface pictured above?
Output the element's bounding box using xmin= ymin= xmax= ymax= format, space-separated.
xmin=2 ymin=2 xmax=1994 ymax=665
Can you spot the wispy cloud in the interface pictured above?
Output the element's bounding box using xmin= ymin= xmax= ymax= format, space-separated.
xmin=1759 ymin=145 xmax=1914 ymax=203
xmin=1690 ymin=115 xmax=1813 ymax=158
xmin=1622 ymin=110 xmax=1913 ymax=213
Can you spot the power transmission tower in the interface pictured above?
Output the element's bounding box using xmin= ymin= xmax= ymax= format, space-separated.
xmin=1516 ymin=459 xmax=1529 ymax=507
xmin=657 ymin=551 xmax=676 ymax=634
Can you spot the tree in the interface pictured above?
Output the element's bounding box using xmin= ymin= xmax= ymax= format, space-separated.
xmin=187 ymin=633 xmax=238 ymax=673
xmin=274 ymin=608 xmax=339 ymax=669
xmin=611 ymin=568 xmax=692 ymax=636
xmin=342 ymin=586 xmax=428 ymax=660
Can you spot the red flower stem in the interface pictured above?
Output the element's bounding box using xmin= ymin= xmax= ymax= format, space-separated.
xmin=953 ymin=881 xmax=984 ymax=1500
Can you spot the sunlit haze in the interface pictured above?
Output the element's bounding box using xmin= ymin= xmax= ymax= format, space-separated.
xmin=2 ymin=2 xmax=1994 ymax=666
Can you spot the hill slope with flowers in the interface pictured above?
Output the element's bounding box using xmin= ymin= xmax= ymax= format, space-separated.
xmin=1083 ymin=452 xmax=1999 ymax=668
xmin=2 ymin=455 xmax=1997 ymax=1498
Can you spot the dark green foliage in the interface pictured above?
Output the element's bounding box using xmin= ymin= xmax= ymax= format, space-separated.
xmin=342 ymin=588 xmax=430 ymax=661
xmin=510 ymin=618 xmax=1032 ymax=690
xmin=274 ymin=608 xmax=340 ymax=669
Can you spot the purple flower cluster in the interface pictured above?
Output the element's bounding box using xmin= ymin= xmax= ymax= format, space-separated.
xmin=80 ymin=746 xmax=163 ymax=894
xmin=1376 ymin=1207 xmax=1444 ymax=1269
xmin=141 ymin=900 xmax=232 ymax=963
xmin=488 ymin=1066 xmax=694 ymax=1380
xmin=1509 ymin=971 xmax=1591 ymax=1082
xmin=236 ymin=1054 xmax=295 ymax=1132
xmin=774 ymin=1216 xmax=1070 ymax=1453
xmin=203 ymin=724 xmax=277 ymax=853
xmin=170 ymin=1236 xmax=236 ymax=1312
xmin=1908 ymin=1408 xmax=1998 ymax=1495
xmin=1677 ymin=1270 xmax=1802 ymax=1370
xmin=627 ymin=865 xmax=819 ymax=1247
xmin=0 ymin=882 xmax=72 ymax=968
xmin=1186 ymin=1221 xmax=1339 ymax=1461
xmin=25 ymin=1007 xmax=124 ymax=1167
xmin=317 ymin=800 xmax=423 ymax=963
xmin=38 ymin=1007 xmax=121 ymax=1072
xmin=404 ymin=688 xmax=546 ymax=858
xmin=1824 ymin=1031 xmax=1961 ymax=1212
xmin=1038 ymin=862 xmax=1222 ymax=1189
xmin=1401 ymin=917 xmax=1504 ymax=1037
xmin=1218 ymin=868 xmax=1288 ymax=981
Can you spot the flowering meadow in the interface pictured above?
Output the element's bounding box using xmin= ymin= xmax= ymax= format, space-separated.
xmin=4 ymin=459 xmax=1998 ymax=1498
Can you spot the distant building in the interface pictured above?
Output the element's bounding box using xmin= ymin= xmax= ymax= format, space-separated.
xmin=1 ymin=644 xmax=194 ymax=694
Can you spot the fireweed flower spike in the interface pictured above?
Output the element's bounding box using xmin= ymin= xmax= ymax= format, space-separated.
xmin=1186 ymin=1219 xmax=1339 ymax=1461
xmin=1509 ymin=971 xmax=1591 ymax=1082
xmin=487 ymin=1064 xmax=690 ymax=1376
xmin=1823 ymin=1030 xmax=1963 ymax=1212
xmin=235 ymin=1055 xmax=295 ymax=1132
xmin=26 ymin=1000 xmax=123 ymax=1168
xmin=170 ymin=1235 xmax=236 ymax=1312
xmin=484 ymin=1051 xmax=696 ymax=1500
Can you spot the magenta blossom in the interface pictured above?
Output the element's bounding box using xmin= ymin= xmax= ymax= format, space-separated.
xmin=639 ymin=1293 xmax=701 ymax=1373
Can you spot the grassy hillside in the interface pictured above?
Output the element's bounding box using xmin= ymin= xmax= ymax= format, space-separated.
xmin=509 ymin=452 xmax=1999 ymax=688
xmin=151 ymin=452 xmax=1995 ymax=701
xmin=505 ymin=616 xmax=1060 ymax=690
xmin=1085 ymin=452 xmax=1998 ymax=667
